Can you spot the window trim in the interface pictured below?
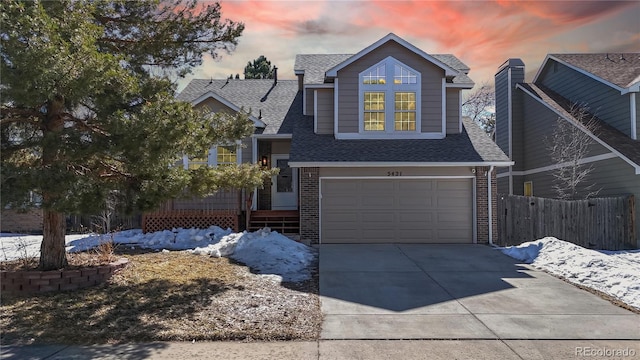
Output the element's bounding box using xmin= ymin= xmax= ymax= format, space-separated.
xmin=183 ymin=141 xmax=242 ymax=169
xmin=358 ymin=56 xmax=422 ymax=137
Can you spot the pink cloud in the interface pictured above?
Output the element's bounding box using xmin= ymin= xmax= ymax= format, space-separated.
xmin=183 ymin=0 xmax=638 ymax=89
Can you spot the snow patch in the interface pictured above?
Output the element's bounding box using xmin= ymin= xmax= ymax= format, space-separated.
xmin=501 ymin=237 xmax=640 ymax=310
xmin=0 ymin=226 xmax=316 ymax=283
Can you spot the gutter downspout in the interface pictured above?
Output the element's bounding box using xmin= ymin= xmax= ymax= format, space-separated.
xmin=488 ymin=166 xmax=495 ymax=246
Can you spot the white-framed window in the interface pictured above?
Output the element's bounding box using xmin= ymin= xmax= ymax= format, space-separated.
xmin=359 ymin=57 xmax=421 ymax=135
xmin=524 ymin=181 xmax=533 ymax=197
xmin=183 ymin=142 xmax=241 ymax=169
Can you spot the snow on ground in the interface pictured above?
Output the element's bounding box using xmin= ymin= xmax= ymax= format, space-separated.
xmin=501 ymin=237 xmax=640 ymax=310
xmin=0 ymin=227 xmax=317 ymax=283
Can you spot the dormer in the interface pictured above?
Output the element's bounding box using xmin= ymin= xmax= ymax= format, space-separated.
xmin=295 ymin=33 xmax=474 ymax=140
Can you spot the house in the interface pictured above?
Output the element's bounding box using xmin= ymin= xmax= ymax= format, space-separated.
xmin=495 ymin=54 xmax=640 ymax=246
xmin=153 ymin=33 xmax=512 ymax=244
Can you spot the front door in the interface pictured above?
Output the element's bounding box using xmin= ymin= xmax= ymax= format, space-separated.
xmin=271 ymin=154 xmax=298 ymax=210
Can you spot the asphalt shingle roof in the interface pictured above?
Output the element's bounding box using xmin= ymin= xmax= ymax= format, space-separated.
xmin=294 ymin=53 xmax=474 ymax=86
xmin=551 ymin=53 xmax=640 ymax=89
xmin=520 ymin=83 xmax=640 ymax=168
xmin=290 ymin=116 xmax=510 ymax=164
xmin=176 ymin=79 xmax=302 ymax=134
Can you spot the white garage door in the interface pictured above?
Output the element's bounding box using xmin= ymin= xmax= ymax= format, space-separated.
xmin=320 ymin=178 xmax=473 ymax=243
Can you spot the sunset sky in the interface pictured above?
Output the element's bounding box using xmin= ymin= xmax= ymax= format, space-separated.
xmin=181 ymin=0 xmax=640 ymax=91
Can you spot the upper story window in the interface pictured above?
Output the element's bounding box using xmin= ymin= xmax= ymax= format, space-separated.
xmin=183 ymin=143 xmax=241 ymax=169
xmin=362 ymin=64 xmax=386 ymax=84
xmin=359 ymin=57 xmax=421 ymax=135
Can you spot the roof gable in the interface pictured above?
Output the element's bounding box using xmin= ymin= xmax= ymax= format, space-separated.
xmin=176 ymin=79 xmax=301 ymax=135
xmin=325 ymin=33 xmax=460 ymax=78
xmin=534 ymin=53 xmax=640 ymax=93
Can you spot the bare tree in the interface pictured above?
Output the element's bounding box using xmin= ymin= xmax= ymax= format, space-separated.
xmin=462 ymin=82 xmax=495 ymax=133
xmin=546 ymin=104 xmax=601 ymax=200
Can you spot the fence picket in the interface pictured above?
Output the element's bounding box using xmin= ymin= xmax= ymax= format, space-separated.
xmin=497 ymin=194 xmax=634 ymax=250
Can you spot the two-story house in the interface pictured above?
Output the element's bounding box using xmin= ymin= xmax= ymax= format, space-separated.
xmin=495 ymin=54 xmax=640 ymax=246
xmin=158 ymin=33 xmax=512 ymax=244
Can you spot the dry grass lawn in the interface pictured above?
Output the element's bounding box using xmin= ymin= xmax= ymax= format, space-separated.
xmin=0 ymin=250 xmax=321 ymax=344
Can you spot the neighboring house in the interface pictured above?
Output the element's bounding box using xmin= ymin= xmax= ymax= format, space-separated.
xmin=495 ymin=54 xmax=640 ymax=246
xmin=163 ymin=33 xmax=512 ymax=244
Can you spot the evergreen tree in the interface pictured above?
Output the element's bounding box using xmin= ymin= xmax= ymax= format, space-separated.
xmin=1 ymin=0 xmax=275 ymax=270
xmin=244 ymin=55 xmax=275 ymax=79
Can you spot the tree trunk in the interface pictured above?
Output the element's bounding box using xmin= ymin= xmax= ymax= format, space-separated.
xmin=39 ymin=95 xmax=68 ymax=270
xmin=40 ymin=209 xmax=67 ymax=270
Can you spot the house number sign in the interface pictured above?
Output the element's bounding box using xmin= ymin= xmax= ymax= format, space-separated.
xmin=387 ymin=171 xmax=403 ymax=176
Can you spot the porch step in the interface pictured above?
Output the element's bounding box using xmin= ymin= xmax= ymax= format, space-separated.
xmin=249 ymin=210 xmax=299 ymax=234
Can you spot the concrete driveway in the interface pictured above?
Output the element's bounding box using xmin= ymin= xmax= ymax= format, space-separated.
xmin=319 ymin=244 xmax=640 ymax=340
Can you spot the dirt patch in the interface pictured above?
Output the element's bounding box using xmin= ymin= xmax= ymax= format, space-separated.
xmin=0 ymin=251 xmax=321 ymax=344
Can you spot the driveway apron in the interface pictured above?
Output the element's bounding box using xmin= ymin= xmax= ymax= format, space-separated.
xmin=318 ymin=244 xmax=640 ymax=340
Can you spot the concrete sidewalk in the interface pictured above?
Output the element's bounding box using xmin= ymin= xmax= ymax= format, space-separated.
xmin=3 ymin=340 xmax=640 ymax=359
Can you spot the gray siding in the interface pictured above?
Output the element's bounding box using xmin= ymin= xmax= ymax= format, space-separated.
xmin=315 ymin=89 xmax=334 ymax=134
xmin=521 ymin=92 xmax=609 ymax=170
xmin=446 ymin=89 xmax=460 ymax=134
xmin=304 ymin=88 xmax=314 ymax=116
xmin=629 ymin=93 xmax=640 ymax=141
xmin=241 ymin=137 xmax=252 ymax=163
xmin=523 ymin=156 xmax=640 ymax=245
xmin=271 ymin=140 xmax=291 ymax=154
xmin=336 ymin=40 xmax=444 ymax=134
xmin=538 ymin=60 xmax=632 ymax=136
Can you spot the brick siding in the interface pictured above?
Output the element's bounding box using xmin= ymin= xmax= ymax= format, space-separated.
xmin=475 ymin=166 xmax=498 ymax=244
xmin=300 ymin=167 xmax=319 ymax=244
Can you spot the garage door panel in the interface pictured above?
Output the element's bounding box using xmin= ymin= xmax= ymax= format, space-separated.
xmin=323 ymin=196 xmax=358 ymax=208
xmin=362 ymin=229 xmax=397 ymax=240
xmin=398 ymin=195 xmax=433 ymax=207
xmin=437 ymin=180 xmax=470 ymax=190
xmin=321 ymin=178 xmax=473 ymax=244
xmin=361 ymin=196 xmax=395 ymax=207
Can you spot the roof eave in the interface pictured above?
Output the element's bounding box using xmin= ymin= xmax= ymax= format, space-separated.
xmin=289 ymin=161 xmax=514 ymax=168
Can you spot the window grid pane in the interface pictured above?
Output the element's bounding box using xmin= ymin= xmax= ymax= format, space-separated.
xmin=363 ymin=64 xmax=386 ymax=84
xmin=394 ymin=65 xmax=417 ymax=84
xmin=188 ymin=157 xmax=208 ymax=169
xmin=217 ymin=145 xmax=237 ymax=166
xmin=394 ymin=92 xmax=416 ymax=131
xmin=364 ymin=92 xmax=385 ymax=131
xmin=364 ymin=112 xmax=385 ymax=131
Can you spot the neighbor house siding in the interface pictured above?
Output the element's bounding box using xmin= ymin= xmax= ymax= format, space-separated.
xmin=336 ymin=40 xmax=444 ymax=134
xmin=521 ymin=92 xmax=609 ymax=170
xmin=315 ymin=88 xmax=334 ymax=134
xmin=523 ymin=156 xmax=640 ymax=245
xmin=537 ymin=61 xmax=632 ymax=136
xmin=446 ymin=89 xmax=460 ymax=134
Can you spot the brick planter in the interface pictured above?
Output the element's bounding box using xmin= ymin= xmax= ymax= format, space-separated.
xmin=1 ymin=258 xmax=128 ymax=296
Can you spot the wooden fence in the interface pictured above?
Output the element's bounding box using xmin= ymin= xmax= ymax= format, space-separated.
xmin=497 ymin=194 xmax=636 ymax=250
